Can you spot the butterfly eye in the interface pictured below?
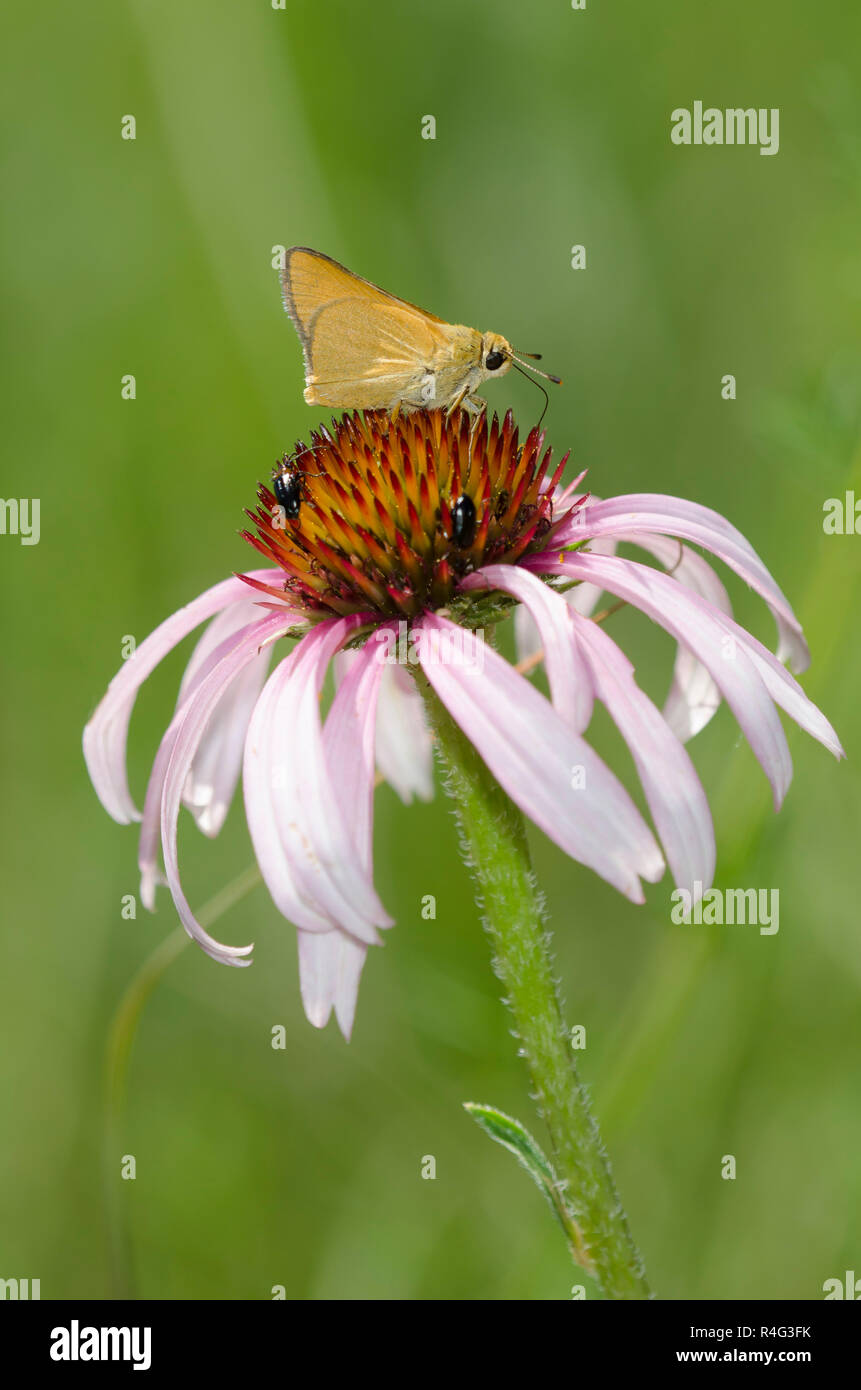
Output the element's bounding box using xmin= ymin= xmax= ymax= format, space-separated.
xmin=484 ymin=350 xmax=506 ymax=372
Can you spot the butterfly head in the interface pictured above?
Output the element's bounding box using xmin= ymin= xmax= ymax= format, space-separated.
xmin=480 ymin=333 xmax=515 ymax=378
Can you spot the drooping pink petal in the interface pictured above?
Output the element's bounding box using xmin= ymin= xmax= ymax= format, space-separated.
xmin=513 ymin=533 xmax=617 ymax=708
xmin=297 ymin=928 xmax=367 ymax=1040
xmin=335 ymin=646 xmax=434 ymax=803
xmin=526 ymin=552 xmax=794 ymax=808
xmin=569 ymin=610 xmax=715 ymax=895
xmin=588 ymin=545 xmax=841 ymax=759
xmin=82 ymin=569 xmax=284 ymax=824
xmin=712 ymin=618 xmax=844 ymax=761
xmin=160 ymin=609 xmax=295 ymax=965
xmin=324 ymin=632 xmax=390 ymax=870
xmin=137 ymin=610 xmax=271 ymax=910
xmin=566 ymin=535 xmax=620 ymax=618
xmin=298 ymin=632 xmax=407 ymax=1038
xmin=374 ymin=664 xmax=435 ymax=803
xmin=244 ymin=616 xmax=393 ymax=944
xmin=547 ymin=511 xmax=735 ymax=741
xmin=623 ymin=533 xmax=732 ymax=742
xmin=512 ymin=602 xmax=539 ymax=668
xmin=555 ymin=494 xmax=809 ymax=672
xmin=177 ymin=600 xmax=274 ymax=836
xmin=415 ymin=612 xmax=665 ymax=902
xmin=242 ymin=637 xmax=338 ymax=936
xmin=461 ymin=564 xmax=593 ymax=733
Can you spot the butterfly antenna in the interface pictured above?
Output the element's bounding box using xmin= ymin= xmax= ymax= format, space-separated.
xmin=511 ymin=352 xmax=563 ymax=386
xmin=511 ymin=359 xmax=550 ymax=427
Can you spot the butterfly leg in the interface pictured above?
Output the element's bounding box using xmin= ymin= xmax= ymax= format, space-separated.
xmin=444 ymin=385 xmax=472 ymax=420
xmin=462 ymin=397 xmax=487 ymax=469
xmin=446 ymin=391 xmax=485 ymax=430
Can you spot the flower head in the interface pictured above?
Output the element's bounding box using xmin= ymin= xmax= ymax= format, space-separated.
xmin=84 ymin=409 xmax=843 ymax=1038
xmin=243 ymin=408 xmax=562 ymax=618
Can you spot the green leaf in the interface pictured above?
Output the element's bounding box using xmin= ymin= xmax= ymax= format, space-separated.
xmin=463 ymin=1102 xmax=597 ymax=1276
xmin=463 ymin=1102 xmax=580 ymax=1249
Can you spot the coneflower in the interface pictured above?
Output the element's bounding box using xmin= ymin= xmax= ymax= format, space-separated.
xmin=84 ymin=407 xmax=842 ymax=1040
xmin=84 ymin=404 xmax=845 ymax=1299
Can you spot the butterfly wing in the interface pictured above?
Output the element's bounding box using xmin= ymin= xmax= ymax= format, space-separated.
xmin=281 ymin=247 xmax=456 ymax=408
xmin=301 ymin=299 xmax=453 ymax=408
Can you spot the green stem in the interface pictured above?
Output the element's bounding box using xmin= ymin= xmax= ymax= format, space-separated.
xmin=419 ymin=677 xmax=651 ymax=1300
xmin=102 ymin=863 xmax=262 ymax=1297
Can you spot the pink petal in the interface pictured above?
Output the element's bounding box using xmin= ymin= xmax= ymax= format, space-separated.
xmin=160 ymin=610 xmax=294 ymax=965
xmin=244 ymin=617 xmax=393 ymax=944
xmin=513 ymin=604 xmax=541 ymax=667
xmin=553 ymin=516 xmax=734 ymax=742
xmin=623 ymin=533 xmax=732 ymax=742
xmin=297 ymin=929 xmax=367 ymax=1040
xmin=513 ymin=533 xmax=617 ymax=698
xmin=324 ymin=632 xmax=390 ymax=871
xmin=294 ymin=638 xmax=390 ymax=1038
xmin=527 ymin=552 xmax=794 ymax=808
xmin=462 ymin=564 xmax=593 ymax=733
xmin=177 ymin=601 xmax=274 ymax=836
xmin=242 ymin=639 xmax=337 ymax=936
xmin=567 ymin=535 xmax=620 ymax=618
xmin=374 ymin=664 xmax=435 ymax=803
xmin=137 ymin=611 xmax=270 ymax=910
xmin=335 ymin=647 xmax=433 ymax=803
xmin=582 ymin=550 xmax=842 ymax=762
xmin=83 ymin=569 xmax=285 ymax=824
xmin=570 ymin=610 xmax=715 ymax=894
xmin=415 ymin=612 xmax=664 ymax=902
xmin=715 ymin=621 xmax=844 ymax=761
xmin=558 ymin=494 xmax=809 ymax=672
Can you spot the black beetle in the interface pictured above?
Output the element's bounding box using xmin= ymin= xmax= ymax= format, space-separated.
xmin=272 ymin=449 xmax=324 ymax=521
xmin=450 ymin=495 xmax=477 ymax=548
xmin=273 ymin=466 xmax=304 ymax=519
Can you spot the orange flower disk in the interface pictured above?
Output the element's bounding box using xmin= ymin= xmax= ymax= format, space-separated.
xmin=242 ymin=408 xmax=569 ymax=618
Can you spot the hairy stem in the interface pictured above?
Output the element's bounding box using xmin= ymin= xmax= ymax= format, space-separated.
xmin=419 ymin=677 xmax=651 ymax=1299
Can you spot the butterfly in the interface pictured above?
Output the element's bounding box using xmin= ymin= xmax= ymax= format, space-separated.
xmin=280 ymin=247 xmax=560 ymax=420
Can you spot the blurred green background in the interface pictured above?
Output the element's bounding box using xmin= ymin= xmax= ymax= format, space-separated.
xmin=1 ymin=0 xmax=860 ymax=1301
